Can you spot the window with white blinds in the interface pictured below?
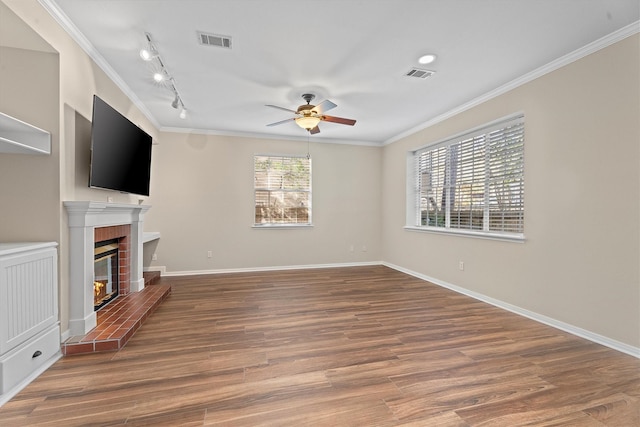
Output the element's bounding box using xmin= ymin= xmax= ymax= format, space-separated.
xmin=254 ymin=155 xmax=311 ymax=225
xmin=411 ymin=115 xmax=524 ymax=238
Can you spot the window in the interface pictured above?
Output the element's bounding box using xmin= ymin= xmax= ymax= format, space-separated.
xmin=254 ymin=155 xmax=311 ymax=226
xmin=409 ymin=115 xmax=524 ymax=239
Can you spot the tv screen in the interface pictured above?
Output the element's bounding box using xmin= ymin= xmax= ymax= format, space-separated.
xmin=89 ymin=95 xmax=152 ymax=196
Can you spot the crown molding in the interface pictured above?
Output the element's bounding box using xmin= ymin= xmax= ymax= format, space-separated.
xmin=35 ymin=1 xmax=639 ymax=146
xmin=38 ymin=0 xmax=160 ymax=130
xmin=384 ymin=20 xmax=640 ymax=145
xmin=159 ymin=126 xmax=381 ymax=147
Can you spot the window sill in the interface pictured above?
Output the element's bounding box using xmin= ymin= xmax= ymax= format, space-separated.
xmin=403 ymin=225 xmax=525 ymax=243
xmin=252 ymin=224 xmax=314 ymax=229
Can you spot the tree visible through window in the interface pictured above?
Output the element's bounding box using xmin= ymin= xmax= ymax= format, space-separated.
xmin=254 ymin=155 xmax=311 ymax=225
xmin=412 ymin=115 xmax=524 ymax=237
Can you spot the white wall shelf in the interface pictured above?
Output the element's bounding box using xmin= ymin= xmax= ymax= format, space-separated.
xmin=0 ymin=112 xmax=51 ymax=155
xmin=143 ymin=232 xmax=160 ymax=243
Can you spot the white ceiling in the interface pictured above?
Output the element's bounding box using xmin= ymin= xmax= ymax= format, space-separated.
xmin=42 ymin=0 xmax=639 ymax=145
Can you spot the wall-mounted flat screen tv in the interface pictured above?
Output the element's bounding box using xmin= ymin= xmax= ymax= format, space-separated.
xmin=89 ymin=95 xmax=152 ymax=196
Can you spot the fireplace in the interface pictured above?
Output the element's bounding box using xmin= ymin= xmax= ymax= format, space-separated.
xmin=64 ymin=201 xmax=151 ymax=336
xmin=94 ymin=239 xmax=119 ymax=310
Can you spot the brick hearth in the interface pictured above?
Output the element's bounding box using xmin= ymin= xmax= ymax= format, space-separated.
xmin=62 ymin=272 xmax=169 ymax=356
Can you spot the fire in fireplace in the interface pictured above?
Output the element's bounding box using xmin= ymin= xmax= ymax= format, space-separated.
xmin=94 ymin=239 xmax=120 ymax=310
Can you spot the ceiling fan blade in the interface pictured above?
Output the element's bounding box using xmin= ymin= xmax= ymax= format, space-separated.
xmin=321 ymin=115 xmax=356 ymax=126
xmin=309 ymin=125 xmax=320 ymax=134
xmin=265 ymin=104 xmax=298 ymax=114
xmin=311 ymin=99 xmax=337 ymax=115
xmin=266 ymin=118 xmax=295 ymax=127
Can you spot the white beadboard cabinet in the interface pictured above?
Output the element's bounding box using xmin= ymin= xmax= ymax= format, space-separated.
xmin=0 ymin=242 xmax=60 ymax=403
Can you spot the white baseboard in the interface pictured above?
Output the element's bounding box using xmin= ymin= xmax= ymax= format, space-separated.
xmin=141 ymin=261 xmax=640 ymax=358
xmin=130 ymin=277 xmax=145 ymax=292
xmin=383 ymin=262 xmax=640 ymax=359
xmin=144 ymin=265 xmax=167 ymax=275
xmin=160 ymin=261 xmax=383 ymax=277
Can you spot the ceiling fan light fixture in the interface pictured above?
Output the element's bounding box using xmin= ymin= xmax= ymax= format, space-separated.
xmin=295 ymin=116 xmax=321 ymax=130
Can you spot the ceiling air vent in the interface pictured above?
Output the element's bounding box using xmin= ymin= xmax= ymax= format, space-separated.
xmin=405 ymin=68 xmax=435 ymax=79
xmin=197 ymin=31 xmax=232 ymax=49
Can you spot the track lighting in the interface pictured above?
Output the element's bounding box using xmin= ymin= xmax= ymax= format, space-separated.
xmin=140 ymin=33 xmax=159 ymax=61
xmin=153 ymin=72 xmax=165 ymax=83
xmin=140 ymin=32 xmax=187 ymax=119
xmin=139 ymin=47 xmax=157 ymax=61
xmin=172 ymin=90 xmax=186 ymax=118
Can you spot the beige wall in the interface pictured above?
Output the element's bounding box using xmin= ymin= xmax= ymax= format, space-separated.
xmin=0 ymin=1 xmax=60 ymax=243
xmin=2 ymin=0 xmax=638 ymax=351
xmin=0 ymin=44 xmax=60 ymax=242
xmin=1 ymin=0 xmax=158 ymax=334
xmin=143 ymin=132 xmax=382 ymax=272
xmin=382 ymin=34 xmax=640 ymax=348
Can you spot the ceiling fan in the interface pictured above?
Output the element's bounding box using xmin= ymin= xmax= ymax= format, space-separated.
xmin=266 ymin=94 xmax=356 ymax=134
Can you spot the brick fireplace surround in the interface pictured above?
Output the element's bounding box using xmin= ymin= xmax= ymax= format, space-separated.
xmin=95 ymin=224 xmax=131 ymax=296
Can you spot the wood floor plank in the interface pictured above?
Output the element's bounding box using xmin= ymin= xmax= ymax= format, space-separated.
xmin=0 ymin=265 xmax=638 ymax=426
xmin=583 ymin=397 xmax=640 ymax=426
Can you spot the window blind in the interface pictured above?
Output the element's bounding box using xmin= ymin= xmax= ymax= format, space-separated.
xmin=413 ymin=115 xmax=524 ymax=237
xmin=254 ymin=155 xmax=311 ymax=225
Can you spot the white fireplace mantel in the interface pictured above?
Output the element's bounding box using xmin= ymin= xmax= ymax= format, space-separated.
xmin=64 ymin=201 xmax=151 ymax=336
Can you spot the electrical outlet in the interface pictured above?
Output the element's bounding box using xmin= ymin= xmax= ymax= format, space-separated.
xmin=349 ymin=245 xmax=354 ymax=253
xmin=459 ymin=261 xmax=464 ymax=271
xmin=362 ymin=245 xmax=368 ymax=252
xmin=207 ymin=251 xmax=213 ymax=258
xmin=152 ymin=253 xmax=157 ymax=261
xmin=107 ymin=196 xmax=114 ymax=203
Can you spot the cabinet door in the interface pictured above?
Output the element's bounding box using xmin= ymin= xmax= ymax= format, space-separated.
xmin=0 ymin=247 xmax=58 ymax=354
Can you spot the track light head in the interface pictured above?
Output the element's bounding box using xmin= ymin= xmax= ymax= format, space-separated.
xmin=171 ymin=95 xmax=180 ymax=109
xmin=140 ymin=32 xmax=159 ymax=61
xmin=153 ymin=72 xmax=165 ymax=82
xmin=139 ymin=48 xmax=156 ymax=61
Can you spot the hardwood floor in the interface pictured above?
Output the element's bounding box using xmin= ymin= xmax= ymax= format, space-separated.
xmin=0 ymin=265 xmax=638 ymax=426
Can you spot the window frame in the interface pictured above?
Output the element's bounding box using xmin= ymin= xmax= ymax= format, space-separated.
xmin=253 ymin=154 xmax=312 ymax=228
xmin=405 ymin=114 xmax=525 ymax=242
